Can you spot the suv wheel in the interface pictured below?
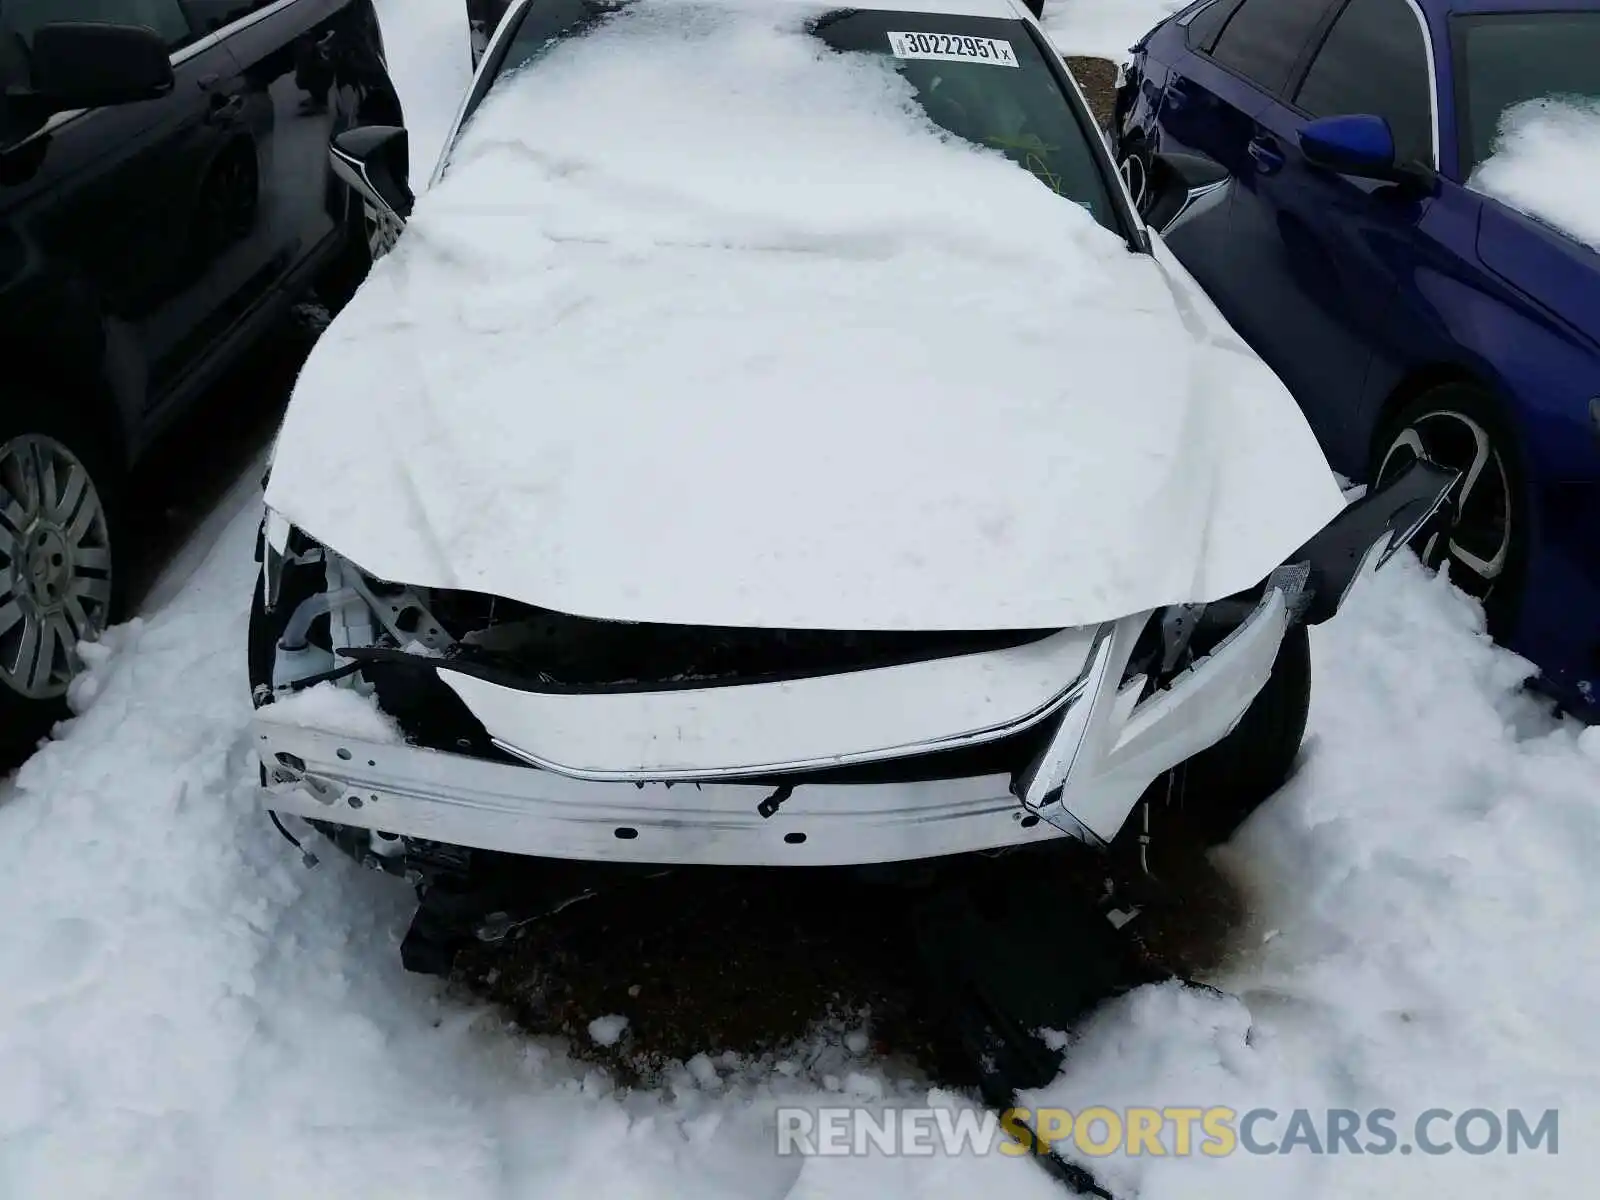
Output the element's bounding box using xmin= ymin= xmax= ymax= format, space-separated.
xmin=0 ymin=423 xmax=118 ymax=751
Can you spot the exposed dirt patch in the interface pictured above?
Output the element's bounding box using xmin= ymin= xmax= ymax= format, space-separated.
xmin=452 ymin=866 xmax=977 ymax=1087
xmin=453 ymin=833 xmax=1245 ymax=1087
xmin=1066 ymin=56 xmax=1118 ymax=129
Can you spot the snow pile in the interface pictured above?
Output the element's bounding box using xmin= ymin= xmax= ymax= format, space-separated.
xmin=588 ymin=1014 xmax=630 ymax=1046
xmin=1042 ymin=0 xmax=1187 ymax=61
xmin=1026 ymin=555 xmax=1600 ymax=1198
xmin=266 ymin=0 xmax=1342 ymax=632
xmin=253 ymin=681 xmax=405 ymax=742
xmin=1470 ymin=96 xmax=1600 ymax=252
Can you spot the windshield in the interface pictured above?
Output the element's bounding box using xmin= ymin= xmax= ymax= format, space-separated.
xmin=462 ymin=2 xmax=1119 ymax=233
xmin=808 ymin=9 xmax=1118 ymax=231
xmin=1454 ymin=11 xmax=1600 ymax=177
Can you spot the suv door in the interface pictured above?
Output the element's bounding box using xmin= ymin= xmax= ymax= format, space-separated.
xmin=178 ymin=0 xmax=350 ymax=334
xmin=1 ymin=0 xmax=247 ymax=410
xmin=1144 ymin=0 xmax=1330 ymax=317
xmin=1222 ymin=0 xmax=1438 ymax=470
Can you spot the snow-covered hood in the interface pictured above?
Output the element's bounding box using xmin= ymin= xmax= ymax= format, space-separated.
xmin=265 ymin=2 xmax=1343 ymax=630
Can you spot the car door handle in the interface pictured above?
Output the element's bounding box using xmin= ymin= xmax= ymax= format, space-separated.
xmin=1163 ymin=77 xmax=1196 ymax=110
xmin=1247 ymin=134 xmax=1284 ymax=174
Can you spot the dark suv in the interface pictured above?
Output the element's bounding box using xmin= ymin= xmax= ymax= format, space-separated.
xmin=0 ymin=0 xmax=402 ymax=745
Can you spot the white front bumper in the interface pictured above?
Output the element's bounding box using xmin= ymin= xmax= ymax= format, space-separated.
xmin=251 ymin=584 xmax=1295 ymax=866
xmin=255 ymin=727 xmax=1065 ymax=865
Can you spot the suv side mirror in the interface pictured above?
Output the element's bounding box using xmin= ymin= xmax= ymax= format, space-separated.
xmin=25 ymin=23 xmax=174 ymax=111
xmin=330 ymin=125 xmax=413 ymax=249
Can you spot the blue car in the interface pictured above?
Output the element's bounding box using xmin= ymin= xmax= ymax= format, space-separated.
xmin=1112 ymin=0 xmax=1600 ymax=719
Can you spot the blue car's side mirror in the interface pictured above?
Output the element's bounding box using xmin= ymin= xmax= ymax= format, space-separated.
xmin=1299 ymin=114 xmax=1397 ymax=178
xmin=1299 ymin=113 xmax=1439 ymax=194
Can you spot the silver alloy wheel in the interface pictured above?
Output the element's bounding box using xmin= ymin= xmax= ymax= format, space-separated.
xmin=0 ymin=435 xmax=114 ymax=701
xmin=1375 ymin=409 xmax=1511 ymax=602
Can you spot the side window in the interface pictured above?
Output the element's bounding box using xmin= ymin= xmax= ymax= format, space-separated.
xmin=1294 ymin=0 xmax=1433 ymax=164
xmin=0 ymin=0 xmax=194 ymax=49
xmin=1185 ymin=0 xmax=1242 ymax=51
xmin=1209 ymin=0 xmax=1331 ymax=95
xmin=180 ymin=1 xmax=274 ymax=36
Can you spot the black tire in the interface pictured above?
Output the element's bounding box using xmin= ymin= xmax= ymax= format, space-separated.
xmin=0 ymin=401 xmax=123 ymax=759
xmin=1118 ymin=621 xmax=1312 ymax=863
xmin=1369 ymin=383 xmax=1528 ymax=639
xmin=246 ymin=558 xmax=276 ymax=698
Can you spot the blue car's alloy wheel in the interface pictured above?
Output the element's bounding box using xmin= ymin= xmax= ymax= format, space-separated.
xmin=1118 ymin=151 xmax=1149 ymax=213
xmin=1374 ymin=387 xmax=1522 ymax=633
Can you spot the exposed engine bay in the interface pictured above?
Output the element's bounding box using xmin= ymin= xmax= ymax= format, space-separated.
xmin=414 ymin=590 xmax=1058 ymax=691
xmin=252 ymin=517 xmax=1072 ymax=694
xmin=250 ymin=512 xmax=1290 ymax=806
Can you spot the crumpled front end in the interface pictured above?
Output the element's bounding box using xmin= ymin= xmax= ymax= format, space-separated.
xmin=247 ymin=459 xmax=1457 ymax=868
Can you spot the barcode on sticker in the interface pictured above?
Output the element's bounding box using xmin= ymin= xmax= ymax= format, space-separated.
xmin=887 ymin=31 xmax=1019 ymax=66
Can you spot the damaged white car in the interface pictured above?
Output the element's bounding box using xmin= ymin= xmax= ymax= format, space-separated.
xmin=248 ymin=0 xmax=1453 ymax=972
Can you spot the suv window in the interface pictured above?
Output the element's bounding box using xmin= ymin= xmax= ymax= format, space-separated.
xmin=0 ymin=0 xmax=192 ymax=49
xmin=1294 ymin=0 xmax=1433 ymax=164
xmin=181 ymin=1 xmax=275 ymax=36
xmin=1209 ymin=0 xmax=1330 ymax=95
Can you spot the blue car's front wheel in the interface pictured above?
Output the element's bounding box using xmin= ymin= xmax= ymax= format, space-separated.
xmin=1371 ymin=384 xmax=1527 ymax=638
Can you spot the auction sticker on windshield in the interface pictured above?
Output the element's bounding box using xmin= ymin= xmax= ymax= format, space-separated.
xmin=887 ymin=31 xmax=1019 ymax=66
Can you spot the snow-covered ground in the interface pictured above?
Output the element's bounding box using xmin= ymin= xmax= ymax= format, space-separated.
xmin=1029 ymin=559 xmax=1600 ymax=1197
xmin=378 ymin=0 xmax=475 ymax=177
xmin=3 ymin=2 xmax=1599 ymax=1198
xmin=1041 ymin=0 xmax=1187 ymax=61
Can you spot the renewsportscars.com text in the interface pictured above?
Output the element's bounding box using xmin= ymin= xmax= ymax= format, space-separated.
xmin=774 ymin=1105 xmax=1560 ymax=1158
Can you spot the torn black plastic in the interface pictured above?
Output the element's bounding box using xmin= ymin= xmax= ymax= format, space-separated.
xmin=1288 ymin=458 xmax=1459 ymax=626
